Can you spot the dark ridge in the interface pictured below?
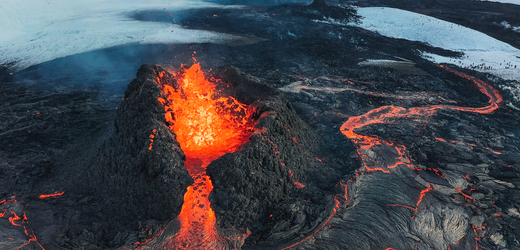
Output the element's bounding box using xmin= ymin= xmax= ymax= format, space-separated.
xmin=0 ymin=64 xmax=14 ymax=84
xmin=89 ymin=65 xmax=193 ymax=227
xmin=207 ymin=67 xmax=346 ymax=246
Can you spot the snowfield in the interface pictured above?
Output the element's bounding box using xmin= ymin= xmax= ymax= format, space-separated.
xmin=483 ymin=0 xmax=520 ymax=5
xmin=353 ymin=7 xmax=520 ymax=81
xmin=0 ymin=0 xmax=242 ymax=71
xmin=342 ymin=7 xmax=520 ymax=108
xmin=1 ymin=2 xmax=519 ymax=106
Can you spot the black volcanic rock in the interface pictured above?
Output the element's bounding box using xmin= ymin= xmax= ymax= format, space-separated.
xmin=306 ymin=0 xmax=361 ymax=23
xmin=206 ymin=67 xmax=336 ymax=245
xmin=90 ymin=65 xmax=193 ymax=226
xmin=3 ymin=1 xmax=520 ymax=249
xmin=308 ymin=0 xmax=328 ymax=9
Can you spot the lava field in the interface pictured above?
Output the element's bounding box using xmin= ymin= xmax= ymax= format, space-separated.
xmin=1 ymin=0 xmax=520 ymax=249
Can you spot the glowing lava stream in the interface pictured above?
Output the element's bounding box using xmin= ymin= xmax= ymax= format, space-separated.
xmin=156 ymin=62 xmax=254 ymax=249
xmin=340 ymin=65 xmax=502 ymax=173
xmin=282 ymin=65 xmax=502 ymax=250
xmin=1 ymin=193 xmax=62 ymax=250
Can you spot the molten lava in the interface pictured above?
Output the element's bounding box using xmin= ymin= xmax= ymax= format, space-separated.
xmin=1 ymin=196 xmax=51 ymax=250
xmin=339 ymin=66 xmax=502 ymax=249
xmin=38 ymin=191 xmax=65 ymax=199
xmin=156 ymin=62 xmax=254 ymax=249
xmin=158 ymin=63 xmax=253 ymax=159
xmin=285 ymin=65 xmax=502 ymax=249
xmin=340 ymin=65 xmax=502 ymax=173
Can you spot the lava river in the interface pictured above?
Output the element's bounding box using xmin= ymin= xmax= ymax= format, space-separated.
xmin=339 ymin=65 xmax=502 ymax=173
xmin=296 ymin=65 xmax=502 ymax=173
xmin=152 ymin=61 xmax=254 ymax=249
xmin=281 ymin=64 xmax=503 ymax=249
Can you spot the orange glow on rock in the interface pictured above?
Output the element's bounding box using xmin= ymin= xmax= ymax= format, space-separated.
xmin=280 ymin=199 xmax=340 ymax=250
xmin=294 ymin=182 xmax=306 ymax=189
xmin=8 ymin=210 xmax=22 ymax=226
xmin=435 ymin=137 xmax=501 ymax=154
xmin=159 ymin=62 xmax=254 ymax=158
xmin=388 ymin=183 xmax=435 ymax=213
xmin=338 ymin=181 xmax=349 ymax=206
xmin=156 ymin=61 xmax=254 ymax=248
xmin=148 ymin=129 xmax=157 ymax=151
xmin=340 ymin=66 xmax=502 ymax=173
xmin=288 ymin=170 xmax=306 ymax=188
xmin=416 ymin=183 xmax=435 ymax=208
xmin=38 ymin=191 xmax=65 ymax=199
xmin=282 ymin=66 xmax=502 ymax=249
xmin=1 ymin=199 xmax=45 ymax=249
xmin=454 ymin=187 xmax=475 ymax=201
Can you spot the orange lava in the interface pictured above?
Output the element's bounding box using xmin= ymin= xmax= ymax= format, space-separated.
xmin=38 ymin=191 xmax=64 ymax=199
xmin=8 ymin=210 xmax=22 ymax=226
xmin=160 ymin=62 xmax=253 ymax=158
xmin=339 ymin=181 xmax=349 ymax=206
xmin=454 ymin=187 xmax=476 ymax=201
xmin=338 ymin=66 xmax=502 ymax=249
xmin=280 ymin=198 xmax=340 ymax=250
xmin=1 ymin=198 xmax=46 ymax=250
xmin=340 ymin=66 xmax=502 ymax=173
xmin=435 ymin=137 xmax=501 ymax=155
xmin=148 ymin=129 xmax=156 ymax=151
xmin=157 ymin=62 xmax=254 ymax=249
xmin=288 ymin=170 xmax=306 ymax=188
xmin=388 ymin=183 xmax=436 ymax=213
xmin=473 ymin=224 xmax=487 ymax=250
xmin=416 ymin=183 xmax=435 ymax=207
xmin=287 ymin=65 xmax=502 ymax=249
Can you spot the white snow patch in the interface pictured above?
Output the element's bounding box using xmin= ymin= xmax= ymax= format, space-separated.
xmin=327 ymin=7 xmax=520 ymax=102
xmin=315 ymin=7 xmax=520 ymax=101
xmin=479 ymin=0 xmax=520 ymax=5
xmin=0 ymin=0 xmax=244 ymax=71
xmin=349 ymin=7 xmax=520 ymax=81
xmin=497 ymin=21 xmax=520 ymax=33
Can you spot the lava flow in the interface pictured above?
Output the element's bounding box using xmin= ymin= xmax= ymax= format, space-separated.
xmin=156 ymin=61 xmax=254 ymax=249
xmin=338 ymin=66 xmax=503 ymax=249
xmin=284 ymin=65 xmax=503 ymax=250
xmin=340 ymin=65 xmax=502 ymax=173
xmin=1 ymin=195 xmax=63 ymax=250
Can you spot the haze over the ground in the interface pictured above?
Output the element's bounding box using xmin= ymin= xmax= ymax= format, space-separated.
xmin=2 ymin=0 xmax=519 ymax=85
xmin=0 ymin=0 xmax=246 ymax=72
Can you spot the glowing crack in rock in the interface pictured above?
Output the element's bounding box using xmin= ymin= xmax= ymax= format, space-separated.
xmin=340 ymin=65 xmax=502 ymax=173
xmin=434 ymin=137 xmax=502 ymax=155
xmin=285 ymin=65 xmax=502 ymax=249
xmin=0 ymin=196 xmax=61 ymax=249
xmin=38 ymin=191 xmax=65 ymax=199
xmin=148 ymin=129 xmax=157 ymax=151
xmin=280 ymin=198 xmax=340 ymax=250
xmin=388 ymin=183 xmax=436 ymax=214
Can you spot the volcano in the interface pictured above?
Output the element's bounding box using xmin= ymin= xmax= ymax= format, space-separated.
xmin=88 ymin=59 xmax=508 ymax=250
xmin=90 ymin=61 xmax=346 ymax=249
xmin=2 ymin=0 xmax=520 ymax=249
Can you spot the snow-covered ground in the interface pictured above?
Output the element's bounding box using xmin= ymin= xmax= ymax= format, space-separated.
xmin=481 ymin=0 xmax=520 ymax=5
xmin=0 ymin=0 xmax=243 ymax=72
xmin=352 ymin=7 xmax=520 ymax=82
xmin=341 ymin=7 xmax=520 ymax=109
xmin=314 ymin=6 xmax=520 ymax=107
